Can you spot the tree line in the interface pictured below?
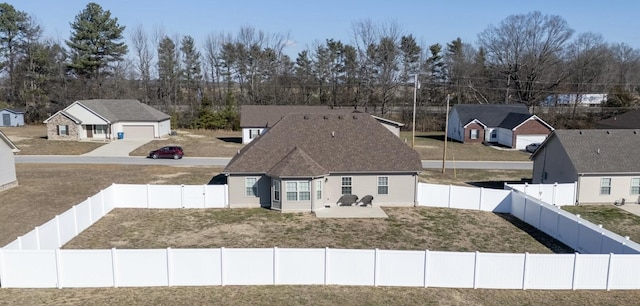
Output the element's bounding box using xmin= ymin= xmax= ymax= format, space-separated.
xmin=1 ymin=3 xmax=639 ymax=129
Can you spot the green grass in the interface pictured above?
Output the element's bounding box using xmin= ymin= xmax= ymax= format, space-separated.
xmin=563 ymin=205 xmax=640 ymax=242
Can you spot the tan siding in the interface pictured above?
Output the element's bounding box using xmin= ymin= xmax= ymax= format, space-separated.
xmin=578 ymin=175 xmax=640 ymax=204
xmin=227 ymin=175 xmax=271 ymax=208
xmin=325 ymin=174 xmax=416 ymax=207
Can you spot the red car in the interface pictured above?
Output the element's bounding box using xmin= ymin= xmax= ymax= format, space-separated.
xmin=148 ymin=146 xmax=184 ymax=159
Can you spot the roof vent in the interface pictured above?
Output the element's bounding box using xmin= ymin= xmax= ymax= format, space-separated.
xmin=303 ymin=115 xmax=309 ymax=120
xmin=597 ymin=149 xmax=600 ymax=154
xmin=331 ymin=131 xmax=335 ymax=137
xmin=606 ymin=131 xmax=610 ymax=134
xmin=323 ymin=115 xmax=328 ymax=120
xmin=338 ymin=115 xmax=344 ymax=120
xmin=579 ymin=131 xmax=582 ymax=134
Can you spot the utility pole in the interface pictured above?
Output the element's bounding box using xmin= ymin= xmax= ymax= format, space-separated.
xmin=442 ymin=94 xmax=450 ymax=174
xmin=412 ymin=74 xmax=417 ymax=149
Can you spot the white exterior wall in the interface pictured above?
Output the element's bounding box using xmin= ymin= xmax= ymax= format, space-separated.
xmin=447 ymin=109 xmax=464 ymax=142
xmin=242 ymin=127 xmax=267 ymax=144
xmin=514 ymin=134 xmax=547 ymax=150
xmin=0 ymin=110 xmax=24 ymax=126
xmin=65 ymin=104 xmax=108 ymax=125
xmin=158 ymin=119 xmax=171 ymax=137
xmin=578 ymin=175 xmax=640 ymax=204
xmin=496 ymin=128 xmax=513 ymax=148
xmin=0 ymin=140 xmax=17 ymax=189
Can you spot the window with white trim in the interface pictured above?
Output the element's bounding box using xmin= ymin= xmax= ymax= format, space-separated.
xmin=470 ymin=129 xmax=479 ymax=139
xmin=600 ymin=178 xmax=611 ymax=195
xmin=250 ymin=129 xmax=260 ymax=139
xmin=245 ymin=177 xmax=258 ymax=197
xmin=316 ymin=180 xmax=322 ymax=200
xmin=273 ymin=180 xmax=280 ymax=201
xmin=632 ymin=178 xmax=640 ymax=195
xmin=94 ymin=125 xmax=107 ymax=134
xmin=341 ymin=177 xmax=352 ymax=194
xmin=286 ymin=181 xmax=310 ymax=201
xmin=378 ymin=176 xmax=389 ymax=194
xmin=58 ymin=125 xmax=69 ymax=135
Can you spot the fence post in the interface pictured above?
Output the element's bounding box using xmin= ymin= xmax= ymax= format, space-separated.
xmin=524 ymin=182 xmax=528 ymax=197
xmin=72 ymin=206 xmax=78 ymax=236
xmin=473 ymin=251 xmax=480 ymax=289
xmin=55 ymin=215 xmax=62 ymax=248
xmin=17 ymin=236 xmax=22 ymax=250
xmin=576 ymin=215 xmax=581 ymax=252
xmin=599 ymin=225 xmax=604 ymax=253
xmin=111 ymin=248 xmax=118 ymax=288
xmin=522 ymin=252 xmax=529 ymax=290
xmin=35 ymin=227 xmax=41 ymax=250
xmin=166 ymin=247 xmax=173 ymax=287
xmin=203 ymin=185 xmax=207 ymax=208
xmin=273 ymin=247 xmax=278 ymax=285
xmin=553 ymin=182 xmax=558 ymax=206
xmin=224 ymin=184 xmax=229 ymax=208
xmin=571 ymin=253 xmax=578 ymax=290
xmin=55 ymin=248 xmax=62 ymax=289
xmin=220 ymin=247 xmax=225 ymax=286
xmin=324 ymin=247 xmax=329 ymax=285
xmin=606 ymin=253 xmax=613 ymax=291
xmin=523 ymin=195 xmax=528 ymax=223
xmin=478 ymin=187 xmax=483 ymax=211
xmin=181 ymin=184 xmax=185 ymax=208
xmin=448 ymin=185 xmax=452 ymax=208
xmin=423 ymin=249 xmax=429 ymax=288
xmin=573 ymin=181 xmax=578 ymax=205
xmin=373 ymin=248 xmax=379 ymax=287
xmin=146 ymin=184 xmax=151 ymax=209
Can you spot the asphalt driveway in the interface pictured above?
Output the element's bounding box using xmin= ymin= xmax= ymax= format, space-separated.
xmin=82 ymin=139 xmax=151 ymax=157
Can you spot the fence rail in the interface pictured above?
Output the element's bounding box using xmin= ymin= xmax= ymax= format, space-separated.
xmin=3 ymin=182 xmax=640 ymax=289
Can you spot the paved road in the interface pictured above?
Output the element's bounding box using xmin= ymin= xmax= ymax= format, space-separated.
xmin=15 ymin=155 xmax=533 ymax=170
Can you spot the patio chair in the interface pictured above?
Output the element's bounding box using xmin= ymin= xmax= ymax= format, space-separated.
xmin=337 ymin=194 xmax=359 ymax=206
xmin=359 ymin=195 xmax=374 ymax=207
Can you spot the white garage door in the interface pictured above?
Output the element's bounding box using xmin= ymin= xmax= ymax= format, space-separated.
xmin=122 ymin=125 xmax=155 ymax=139
xmin=515 ymin=134 xmax=547 ymax=150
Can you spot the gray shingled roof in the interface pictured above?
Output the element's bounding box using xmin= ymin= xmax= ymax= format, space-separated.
xmin=225 ymin=113 xmax=422 ymax=176
xmin=499 ymin=112 xmax=535 ymax=129
xmin=551 ymin=129 xmax=640 ymax=173
xmin=452 ymin=104 xmax=530 ymax=127
xmin=240 ymin=105 xmax=354 ymax=128
xmin=77 ymin=99 xmax=170 ymax=122
xmin=597 ymin=109 xmax=640 ymax=129
xmin=0 ymin=108 xmax=24 ymax=114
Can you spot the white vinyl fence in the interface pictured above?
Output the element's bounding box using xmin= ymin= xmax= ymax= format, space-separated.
xmin=505 ymin=182 xmax=577 ymax=206
xmin=3 ymin=182 xmax=640 ymax=290
xmin=3 ymin=247 xmax=640 ymax=290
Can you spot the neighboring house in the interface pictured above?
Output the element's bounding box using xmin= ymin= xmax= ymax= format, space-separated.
xmin=224 ymin=113 xmax=422 ymax=212
xmin=447 ymin=104 xmax=554 ymax=149
xmin=596 ymin=109 xmax=640 ymax=129
xmin=0 ymin=129 xmax=19 ymax=191
xmin=240 ymin=105 xmax=404 ymax=144
xmin=0 ymin=108 xmax=25 ymax=127
xmin=531 ymin=129 xmax=640 ymax=204
xmin=43 ymin=99 xmax=170 ymax=141
xmin=543 ymin=93 xmax=607 ymax=107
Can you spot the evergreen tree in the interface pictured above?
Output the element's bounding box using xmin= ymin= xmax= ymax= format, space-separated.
xmin=157 ymin=37 xmax=179 ymax=108
xmin=66 ymin=2 xmax=127 ymax=96
xmin=180 ymin=35 xmax=202 ymax=113
xmin=0 ymin=3 xmax=31 ymax=101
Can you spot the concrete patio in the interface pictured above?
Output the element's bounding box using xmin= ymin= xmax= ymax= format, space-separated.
xmin=314 ymin=206 xmax=389 ymax=219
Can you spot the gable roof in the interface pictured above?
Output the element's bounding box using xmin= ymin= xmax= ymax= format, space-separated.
xmin=0 ymin=108 xmax=24 ymax=114
xmin=597 ymin=109 xmax=640 ymax=129
xmin=452 ymin=104 xmax=531 ymax=127
xmin=75 ymin=99 xmax=170 ymax=122
xmin=225 ymin=113 xmax=422 ymax=176
xmin=43 ymin=110 xmax=82 ymax=124
xmin=0 ymin=130 xmax=20 ymax=153
xmin=240 ymin=105 xmax=354 ymax=128
xmin=538 ymin=129 xmax=640 ymax=174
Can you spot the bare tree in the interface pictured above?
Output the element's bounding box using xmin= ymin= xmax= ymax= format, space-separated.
xmin=565 ymin=32 xmax=608 ymax=116
xmin=478 ymin=11 xmax=574 ymax=107
xmin=130 ymin=24 xmax=153 ymax=104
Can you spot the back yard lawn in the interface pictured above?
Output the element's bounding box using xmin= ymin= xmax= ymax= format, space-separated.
xmin=563 ymin=205 xmax=640 ymax=243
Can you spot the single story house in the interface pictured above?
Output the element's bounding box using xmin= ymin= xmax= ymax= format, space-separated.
xmin=43 ymin=99 xmax=170 ymax=141
xmin=542 ymin=93 xmax=607 ymax=107
xmin=0 ymin=129 xmax=19 ymax=191
xmin=0 ymin=108 xmax=25 ymax=127
xmin=224 ymin=112 xmax=423 ymax=212
xmin=531 ymin=129 xmax=640 ymax=204
xmin=447 ymin=103 xmax=553 ymax=149
xmin=240 ymin=105 xmax=404 ymax=144
xmin=596 ymin=109 xmax=640 ymax=129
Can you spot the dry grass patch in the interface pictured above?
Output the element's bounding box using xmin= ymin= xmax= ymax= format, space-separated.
xmin=563 ymin=205 xmax=640 ymax=242
xmin=420 ymin=169 xmax=532 ymax=188
xmin=405 ymin=131 xmax=531 ymax=161
xmin=129 ymin=128 xmax=243 ymax=157
xmin=0 ymin=125 xmax=106 ymax=155
xmin=0 ymin=164 xmax=220 ymax=246
xmin=64 ymin=207 xmax=571 ymax=253
xmin=1 ymin=286 xmax=639 ymax=306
